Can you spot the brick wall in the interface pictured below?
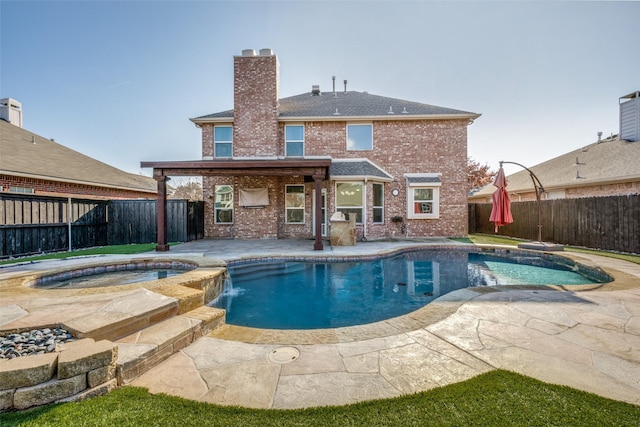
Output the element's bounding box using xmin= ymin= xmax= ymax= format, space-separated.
xmin=0 ymin=175 xmax=156 ymax=200
xmin=565 ymin=181 xmax=640 ymax=198
xmin=201 ymin=124 xmax=214 ymax=157
xmin=485 ymin=181 xmax=640 ymax=203
xmin=304 ymin=119 xmax=469 ymax=238
xmin=201 ymin=118 xmax=469 ymax=239
xmin=233 ymin=52 xmax=279 ymax=157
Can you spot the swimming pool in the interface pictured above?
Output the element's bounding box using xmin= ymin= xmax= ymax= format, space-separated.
xmin=210 ymin=249 xmax=609 ymax=329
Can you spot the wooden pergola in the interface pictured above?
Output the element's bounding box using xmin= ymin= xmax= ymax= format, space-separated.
xmin=140 ymin=158 xmax=332 ymax=251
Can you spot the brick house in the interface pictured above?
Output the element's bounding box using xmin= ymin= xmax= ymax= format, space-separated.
xmin=468 ymin=91 xmax=640 ymax=203
xmin=142 ymin=49 xmax=479 ymax=250
xmin=1 ymin=99 xmax=157 ymax=200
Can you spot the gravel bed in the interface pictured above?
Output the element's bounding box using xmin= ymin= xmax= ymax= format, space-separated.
xmin=1 ymin=327 xmax=75 ymax=359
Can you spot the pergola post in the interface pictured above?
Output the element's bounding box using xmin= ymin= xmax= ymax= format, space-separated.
xmin=313 ymin=170 xmax=325 ymax=251
xmin=154 ymin=173 xmax=170 ymax=252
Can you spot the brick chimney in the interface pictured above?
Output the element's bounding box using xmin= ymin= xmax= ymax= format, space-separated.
xmin=233 ymin=48 xmax=280 ymax=156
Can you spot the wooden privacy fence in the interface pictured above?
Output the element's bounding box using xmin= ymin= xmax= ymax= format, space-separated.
xmin=107 ymin=200 xmax=204 ymax=245
xmin=469 ymin=194 xmax=640 ymax=254
xmin=0 ymin=194 xmax=204 ymax=258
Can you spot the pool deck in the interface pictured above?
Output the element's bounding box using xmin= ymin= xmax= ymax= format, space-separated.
xmin=1 ymin=238 xmax=640 ymax=409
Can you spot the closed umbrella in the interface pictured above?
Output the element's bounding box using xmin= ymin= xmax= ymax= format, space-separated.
xmin=489 ymin=166 xmax=513 ymax=232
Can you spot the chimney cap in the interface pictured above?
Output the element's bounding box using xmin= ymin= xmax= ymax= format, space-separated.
xmin=242 ymin=49 xmax=256 ymax=57
xmin=259 ymin=48 xmax=274 ymax=56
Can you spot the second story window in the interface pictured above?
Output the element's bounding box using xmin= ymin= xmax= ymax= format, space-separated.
xmin=214 ymin=126 xmax=233 ymax=158
xmin=285 ymin=125 xmax=304 ymax=156
xmin=347 ymin=124 xmax=373 ymax=151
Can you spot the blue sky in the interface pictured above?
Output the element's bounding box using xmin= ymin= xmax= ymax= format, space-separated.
xmin=2 ymin=1 xmax=639 ymax=177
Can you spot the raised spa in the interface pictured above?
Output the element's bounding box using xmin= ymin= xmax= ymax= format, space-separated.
xmin=211 ymin=249 xmax=610 ymax=330
xmin=30 ymin=260 xmax=197 ymax=289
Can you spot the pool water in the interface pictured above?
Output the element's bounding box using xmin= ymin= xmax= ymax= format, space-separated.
xmin=36 ymin=269 xmax=186 ymax=289
xmin=210 ymin=251 xmax=604 ymax=330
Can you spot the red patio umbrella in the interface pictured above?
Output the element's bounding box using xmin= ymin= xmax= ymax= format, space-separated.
xmin=489 ymin=166 xmax=513 ymax=232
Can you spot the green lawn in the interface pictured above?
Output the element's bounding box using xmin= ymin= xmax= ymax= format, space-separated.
xmin=2 ymin=370 xmax=638 ymax=426
xmin=458 ymin=234 xmax=640 ymax=265
xmin=0 ymin=244 xmax=168 ymax=266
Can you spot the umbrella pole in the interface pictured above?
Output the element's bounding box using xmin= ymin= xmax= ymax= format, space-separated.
xmin=500 ymin=161 xmax=546 ymax=242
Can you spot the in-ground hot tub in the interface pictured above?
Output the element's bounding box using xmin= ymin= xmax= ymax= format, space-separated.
xmin=23 ymin=257 xmax=228 ymax=307
xmin=29 ymin=260 xmax=197 ymax=289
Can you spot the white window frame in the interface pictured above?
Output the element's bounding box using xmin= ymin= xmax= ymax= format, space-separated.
xmin=346 ymin=123 xmax=373 ymax=151
xmin=285 ymin=124 xmax=304 ymax=157
xmin=407 ymin=184 xmax=440 ymax=219
xmin=214 ymin=185 xmax=234 ymax=224
xmin=214 ymin=125 xmax=233 ymax=158
xmin=285 ymin=184 xmax=305 ymax=224
xmin=372 ymin=183 xmax=384 ymax=224
xmin=335 ymin=181 xmax=364 ymax=224
xmin=9 ymin=186 xmax=34 ymax=194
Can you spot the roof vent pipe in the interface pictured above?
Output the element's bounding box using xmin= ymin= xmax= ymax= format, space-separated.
xmin=597 ymin=131 xmax=602 ymax=142
xmin=344 ymin=80 xmax=347 ymax=94
xmin=332 ymin=76 xmax=336 ymax=96
xmin=311 ymin=85 xmax=321 ymax=96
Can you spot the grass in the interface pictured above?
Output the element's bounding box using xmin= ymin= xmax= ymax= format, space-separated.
xmin=455 ymin=234 xmax=640 ymax=265
xmin=0 ymin=244 xmax=174 ymax=266
xmin=2 ymin=370 xmax=638 ymax=426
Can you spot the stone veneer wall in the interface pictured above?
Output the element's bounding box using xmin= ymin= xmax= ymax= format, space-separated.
xmin=0 ymin=338 xmax=118 ymax=411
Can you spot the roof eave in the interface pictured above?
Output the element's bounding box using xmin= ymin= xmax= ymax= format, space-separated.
xmin=330 ymin=175 xmax=394 ymax=182
xmin=190 ymin=116 xmax=233 ymax=125
xmin=280 ymin=113 xmax=480 ymax=122
xmin=191 ymin=113 xmax=481 ymax=125
xmin=0 ymin=170 xmax=157 ymax=194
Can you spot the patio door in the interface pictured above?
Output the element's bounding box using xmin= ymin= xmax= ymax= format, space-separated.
xmin=313 ymin=189 xmax=327 ymax=237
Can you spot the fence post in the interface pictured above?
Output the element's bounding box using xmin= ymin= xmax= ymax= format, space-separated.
xmin=67 ymin=197 xmax=72 ymax=252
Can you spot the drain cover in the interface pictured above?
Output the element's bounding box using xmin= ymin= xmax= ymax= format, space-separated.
xmin=268 ymin=346 xmax=300 ymax=364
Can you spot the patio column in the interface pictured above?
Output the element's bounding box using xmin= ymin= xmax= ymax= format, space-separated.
xmin=313 ymin=170 xmax=324 ymax=251
xmin=154 ymin=173 xmax=169 ymax=252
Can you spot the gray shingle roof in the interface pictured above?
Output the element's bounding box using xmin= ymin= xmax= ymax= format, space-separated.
xmin=194 ymin=91 xmax=478 ymax=120
xmin=0 ymin=119 xmax=157 ymax=194
xmin=330 ymin=159 xmax=393 ymax=180
xmin=406 ymin=176 xmax=442 ymax=184
xmin=469 ymin=136 xmax=640 ymax=199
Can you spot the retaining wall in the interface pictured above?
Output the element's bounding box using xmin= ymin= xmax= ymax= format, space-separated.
xmin=0 ymin=338 xmax=117 ymax=411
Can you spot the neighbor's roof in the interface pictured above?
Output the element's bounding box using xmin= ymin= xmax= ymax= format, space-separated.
xmin=469 ymin=136 xmax=640 ymax=199
xmin=0 ymin=119 xmax=157 ymax=194
xmin=192 ymin=90 xmax=480 ymax=122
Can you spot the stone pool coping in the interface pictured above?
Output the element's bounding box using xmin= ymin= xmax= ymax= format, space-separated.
xmin=206 ymin=244 xmax=639 ymax=345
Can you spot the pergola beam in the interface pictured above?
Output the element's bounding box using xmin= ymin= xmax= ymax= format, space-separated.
xmin=142 ymin=159 xmax=331 ymax=251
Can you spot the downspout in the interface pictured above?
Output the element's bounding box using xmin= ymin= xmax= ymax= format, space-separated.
xmin=362 ymin=177 xmax=368 ymax=240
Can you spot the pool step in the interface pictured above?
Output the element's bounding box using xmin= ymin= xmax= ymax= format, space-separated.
xmin=62 ymin=288 xmax=180 ymax=342
xmin=229 ymin=262 xmax=307 ymax=282
xmin=115 ymin=306 xmax=225 ymax=385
